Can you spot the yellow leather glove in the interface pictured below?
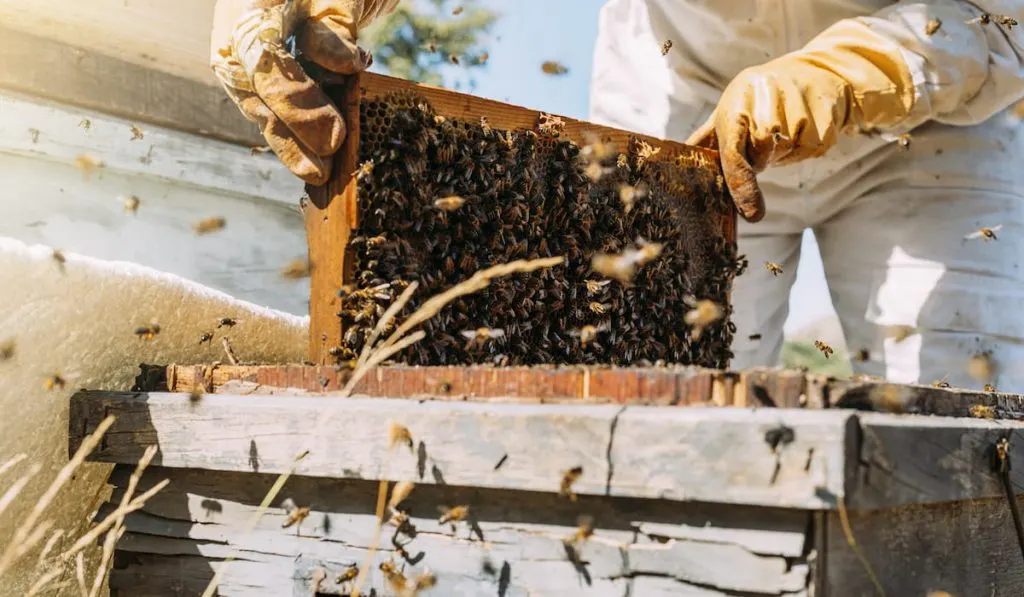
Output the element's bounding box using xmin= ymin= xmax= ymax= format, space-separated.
xmin=687 ymin=19 xmax=916 ymax=222
xmin=211 ymin=0 xmax=399 ymax=185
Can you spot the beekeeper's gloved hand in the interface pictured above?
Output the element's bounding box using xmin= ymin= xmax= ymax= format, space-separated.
xmin=211 ymin=0 xmax=398 ymax=185
xmin=687 ymin=19 xmax=916 ymax=223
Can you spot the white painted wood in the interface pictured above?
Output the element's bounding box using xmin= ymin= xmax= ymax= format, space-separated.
xmin=0 ymin=92 xmax=310 ymax=314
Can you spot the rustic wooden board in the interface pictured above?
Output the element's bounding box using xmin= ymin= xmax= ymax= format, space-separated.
xmin=824 ymin=497 xmax=1024 ymax=596
xmin=103 ymin=465 xmax=814 ymax=596
xmin=71 ymin=392 xmax=855 ymax=508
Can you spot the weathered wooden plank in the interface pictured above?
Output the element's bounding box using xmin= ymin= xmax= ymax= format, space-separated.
xmin=609 ymin=407 xmax=855 ymax=510
xmin=846 ymin=412 xmax=1024 ymax=510
xmin=103 ymin=465 xmax=813 ymax=597
xmin=825 ymin=497 xmax=1024 ymax=596
xmin=830 ymin=378 xmax=1024 ymax=419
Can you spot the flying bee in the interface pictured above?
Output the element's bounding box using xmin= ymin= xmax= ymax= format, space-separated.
xmin=336 ymin=565 xmax=359 ymax=585
xmin=559 ymin=466 xmax=583 ymax=501
xmin=932 ymin=376 xmax=951 ymax=388
xmin=73 ymin=154 xmax=102 ymax=180
xmin=852 ymin=348 xmax=870 ymax=362
xmin=683 ymin=296 xmax=724 ymax=340
xmin=389 ymin=422 xmax=414 ymax=452
xmin=635 ymin=238 xmax=664 ymax=264
xmin=968 ymin=351 xmax=995 ymax=382
xmin=661 ymin=39 xmax=673 ymax=55
xmin=585 ymin=279 xmax=610 ymax=296
xmin=280 ymin=258 xmax=312 ymax=279
xmin=44 ymin=373 xmax=67 ymax=391
xmin=250 ymin=145 xmax=272 ymax=155
xmin=995 ymin=14 xmax=1018 ymax=28
xmin=896 ymin=133 xmax=912 ymax=150
xmin=199 ymin=331 xmax=214 ymax=345
xmin=584 ymin=161 xmax=609 ymax=182
xmin=477 ymin=51 xmax=489 ymax=65
xmin=581 ymin=131 xmax=617 ymax=161
xmin=567 ymin=515 xmax=594 ymax=545
xmin=925 ymin=18 xmax=942 ymax=35
xmin=217 ymin=317 xmax=238 ymax=329
xmin=571 ymin=323 xmax=610 ymax=346
xmin=449 ymin=54 xmax=461 ymax=65
xmin=452 ymin=5 xmax=464 ymax=15
xmin=423 ymin=42 xmax=437 ymax=53
xmin=541 ymin=60 xmax=569 ymax=75
xmin=134 ymin=320 xmax=161 ymax=341
xmin=814 ymin=340 xmax=834 ymax=359
xmin=964 ymin=224 xmax=1002 ymax=241
xmin=969 ymin=404 xmax=996 ymax=419
xmin=434 ymin=195 xmax=466 ymax=211
xmin=480 ymin=116 xmax=492 ymax=136
xmin=51 ymin=249 xmax=66 ymax=272
xmin=0 ymin=339 xmax=14 ymax=361
xmin=617 ymin=184 xmax=646 ymax=213
xmin=764 ymin=261 xmax=783 ymax=276
xmin=461 ymin=327 xmax=505 ymax=350
xmin=121 ymin=195 xmax=140 ymax=214
xmin=588 ymin=302 xmax=609 ymax=315
xmin=193 ymin=216 xmax=227 ymax=235
xmin=985 ymin=383 xmax=998 ymax=392
xmin=438 ymin=504 xmax=470 ymax=526
xmin=280 ymin=497 xmax=311 ymax=530
xmin=129 ymin=124 xmax=144 ymax=140
xmin=78 ymin=118 xmax=91 ymax=131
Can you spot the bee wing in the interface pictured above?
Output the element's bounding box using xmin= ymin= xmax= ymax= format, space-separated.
xmin=281 ymin=497 xmax=297 ymax=512
xmin=460 ymin=330 xmax=477 ymax=340
xmin=491 ymin=329 xmax=506 ymax=338
xmin=992 ymin=224 xmax=1004 ymax=232
xmin=964 ymin=230 xmax=984 ymax=240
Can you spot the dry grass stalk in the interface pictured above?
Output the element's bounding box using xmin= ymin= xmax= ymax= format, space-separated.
xmin=350 ymin=478 xmax=391 ymax=597
xmin=36 ymin=530 xmax=65 ymax=567
xmin=57 ymin=479 xmax=168 ymax=563
xmin=25 ymin=568 xmax=64 ymax=597
xmin=356 ymin=281 xmax=420 ymax=370
xmin=200 ymin=450 xmax=309 ymax=597
xmin=0 ymin=416 xmax=115 ymax=578
xmin=0 ymin=463 xmax=41 ymax=520
xmin=341 ymin=331 xmax=426 ymax=396
xmin=0 ymin=453 xmax=27 ymax=478
xmin=837 ymin=496 xmax=885 ymax=597
xmin=74 ymin=552 xmax=88 ymax=597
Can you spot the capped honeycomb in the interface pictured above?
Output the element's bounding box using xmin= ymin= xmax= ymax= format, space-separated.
xmin=338 ymin=90 xmax=741 ymax=367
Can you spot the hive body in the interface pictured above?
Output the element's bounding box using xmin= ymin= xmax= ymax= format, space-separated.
xmin=343 ymin=91 xmax=740 ymax=367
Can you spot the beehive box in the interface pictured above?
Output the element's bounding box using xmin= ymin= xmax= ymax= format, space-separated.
xmin=303 ymin=73 xmax=739 ymax=369
xmin=72 ymin=370 xmax=1024 ymax=597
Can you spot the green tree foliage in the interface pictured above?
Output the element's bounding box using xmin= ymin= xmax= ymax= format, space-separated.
xmin=360 ymin=0 xmax=498 ymax=90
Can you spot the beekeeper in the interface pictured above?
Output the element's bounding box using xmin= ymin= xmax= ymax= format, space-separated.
xmin=211 ymin=0 xmax=1024 ymax=391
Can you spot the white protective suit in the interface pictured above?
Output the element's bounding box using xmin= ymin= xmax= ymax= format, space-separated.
xmin=0 ymin=238 xmax=307 ymax=593
xmin=591 ymin=0 xmax=1024 ymax=391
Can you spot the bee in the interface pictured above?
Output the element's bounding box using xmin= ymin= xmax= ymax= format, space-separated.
xmin=635 ymin=238 xmax=664 ymax=264
xmin=335 ymin=565 xmax=359 ymax=585
xmin=193 ymin=216 xmax=227 ymax=235
xmin=969 ymin=404 xmax=996 ymax=419
xmin=588 ymin=302 xmax=609 ymax=315
xmin=764 ymin=261 xmax=784 ymax=276
xmin=438 ymin=504 xmax=470 ymax=525
xmin=635 ymin=140 xmax=662 ymax=167
xmin=852 ymin=348 xmax=870 ymax=362
xmin=389 ymin=421 xmax=414 ymax=452
xmin=280 ymin=258 xmax=312 ymax=279
xmin=537 ymin=112 xmax=566 ymax=136
xmin=480 ymin=116 xmax=491 ymax=136
xmin=356 ymin=160 xmax=375 ymax=181
xmin=925 ymin=18 xmax=942 ymax=35
xmin=968 ymin=351 xmax=995 ymax=382
xmin=571 ymin=323 xmax=610 ymax=346
xmin=581 ymin=131 xmax=617 ymax=161
xmin=541 ymin=60 xmax=569 ymax=75
xmin=189 ymin=388 xmax=203 ymax=403
xmin=995 ymin=15 xmax=1018 ymax=28
xmin=217 ymin=317 xmax=238 ymax=329
xmin=198 ymin=331 xmax=214 ymax=345
xmin=591 ymin=241 xmax=663 ymax=283
xmin=884 ymin=324 xmax=915 ymax=343
xmin=567 ymin=515 xmax=594 ymax=545
xmin=683 ymin=297 xmax=724 ymax=340
xmin=452 ymin=5 xmax=463 ymax=15
xmin=380 ymin=561 xmax=435 ymax=597
xmin=897 ymin=133 xmax=912 ymax=150
xmin=584 ymin=161 xmax=608 ymax=182
xmin=814 ymin=340 xmax=834 ymax=359
xmin=280 ymin=497 xmax=311 ymax=530
xmin=932 ymin=376 xmax=951 ymax=388
xmin=585 ymin=279 xmax=610 ymax=296
xmin=423 ymin=42 xmax=438 ymax=53
xmin=134 ymin=321 xmax=161 ymax=341
xmin=0 ymin=339 xmax=14 ymax=361
xmin=52 ymin=249 xmax=66 ymax=272
xmin=477 ymin=51 xmax=489 ymax=65
xmin=389 ymin=480 xmax=416 ymax=512
xmin=616 ymin=153 xmax=629 ymax=169
xmin=434 ymin=195 xmax=466 ymax=211
xmin=28 ymin=128 xmax=40 ymax=143
xmin=985 ymin=383 xmax=998 ymax=392
xmin=121 ymin=195 xmax=140 ymax=214
xmin=449 ymin=54 xmax=461 ymax=66
xmin=73 ymin=154 xmax=102 ymax=180
xmin=964 ymin=224 xmax=1002 ymax=241
xmin=461 ymin=327 xmax=505 ymax=349
xmin=560 ymin=466 xmax=583 ymax=501
xmin=78 ymin=118 xmax=91 ymax=131
xmin=44 ymin=373 xmax=67 ymax=391
xmin=250 ymin=145 xmax=272 ymax=156
xmin=129 ymin=125 xmax=144 ymax=140
xmin=660 ymin=39 xmax=673 ymax=55
xmin=748 ymin=333 xmax=762 ymax=341
xmin=617 ymin=184 xmax=646 ymax=213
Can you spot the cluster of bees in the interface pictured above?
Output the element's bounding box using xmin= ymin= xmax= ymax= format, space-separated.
xmin=336 ymin=90 xmax=739 ymax=367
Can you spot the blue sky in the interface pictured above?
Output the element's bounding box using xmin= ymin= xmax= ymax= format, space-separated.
xmin=386 ymin=0 xmax=839 ymax=335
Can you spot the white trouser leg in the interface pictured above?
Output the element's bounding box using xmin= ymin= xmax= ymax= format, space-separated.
xmin=815 ymin=112 xmax=1024 ymax=392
